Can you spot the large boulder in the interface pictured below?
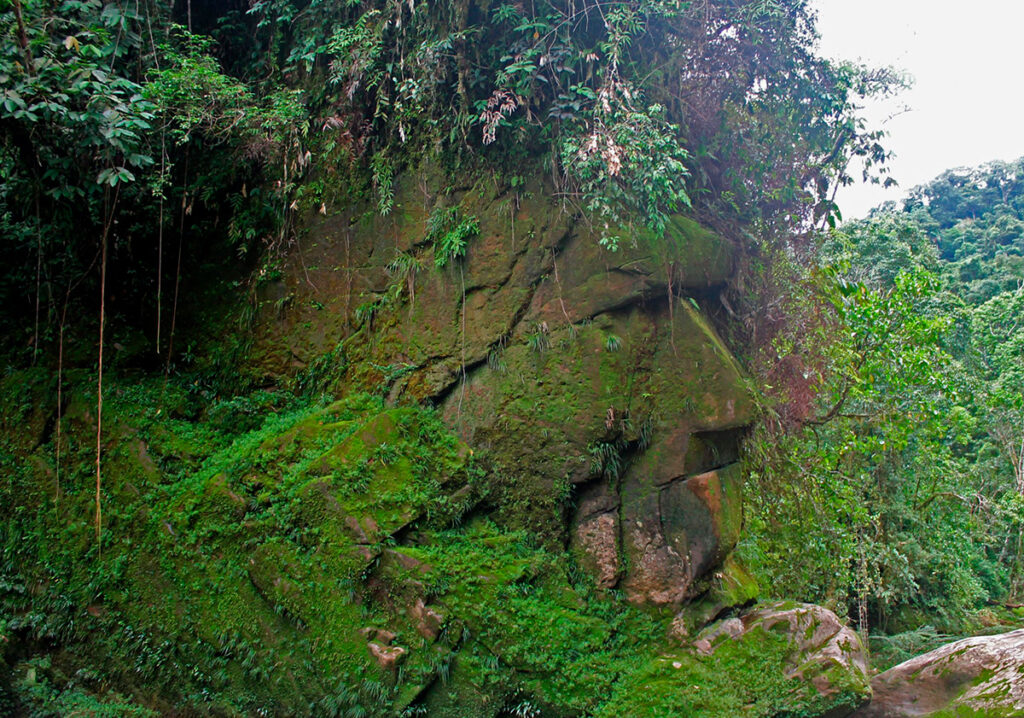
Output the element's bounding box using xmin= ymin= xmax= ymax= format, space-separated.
xmin=695 ymin=601 xmax=873 ymax=718
xmin=251 ymin=167 xmax=754 ymax=604
xmin=595 ymin=601 xmax=871 ymax=717
xmin=852 ymin=628 xmax=1024 ymax=717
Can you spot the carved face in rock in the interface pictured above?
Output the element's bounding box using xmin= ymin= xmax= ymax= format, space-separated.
xmin=423 ymin=208 xmax=754 ymax=607
xmin=256 ymin=178 xmax=753 ymax=607
xmin=435 ymin=250 xmax=753 ymax=606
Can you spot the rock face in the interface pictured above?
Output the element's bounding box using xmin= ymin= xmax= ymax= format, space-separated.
xmin=252 ymin=167 xmax=753 ymax=606
xmin=696 ymin=602 xmax=873 ymax=718
xmin=231 ymin=168 xmax=886 ymax=715
xmin=852 ymin=628 xmax=1024 ymax=717
xmin=1 ymin=165 xmax=883 ymax=716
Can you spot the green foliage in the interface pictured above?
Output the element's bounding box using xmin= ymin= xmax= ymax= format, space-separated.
xmin=354 ymin=296 xmax=385 ymax=327
xmin=588 ymin=439 xmax=626 ymax=480
xmin=293 ymin=340 xmax=349 ymax=396
xmin=370 ymin=153 xmax=394 ymax=215
xmin=740 ymin=166 xmax=1024 ymax=636
xmin=595 ymin=626 xmax=861 ymax=718
xmin=0 ymin=2 xmax=157 ymax=182
xmin=526 ymin=325 xmax=550 ymax=353
xmin=867 ymin=625 xmax=952 ymax=672
xmin=405 ymin=521 xmax=855 ymax=717
xmin=239 ymin=0 xmax=899 ymax=242
xmin=427 ymin=206 xmax=479 ymax=269
xmin=8 ymin=655 xmax=158 ymax=717
xmin=0 ymin=367 xmax=853 ymax=717
xmin=0 ymin=1 xmax=939 ymax=713
xmin=561 ymin=96 xmax=691 ymax=248
xmin=0 ymin=0 xmax=162 ymax=349
xmin=0 ymin=0 xmax=904 ymax=368
xmin=146 ymin=29 xmax=307 ymax=161
xmin=0 ymin=375 xmax=488 ymax=714
xmin=899 ymin=159 xmax=1024 ymax=304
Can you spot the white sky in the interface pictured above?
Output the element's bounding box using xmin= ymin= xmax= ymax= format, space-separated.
xmin=812 ymin=1 xmax=1024 ymax=218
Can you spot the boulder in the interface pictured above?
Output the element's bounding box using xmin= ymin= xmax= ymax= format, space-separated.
xmin=852 ymin=628 xmax=1024 ymax=717
xmin=673 ymin=555 xmax=760 ymax=638
xmin=696 ymin=601 xmax=872 ymax=717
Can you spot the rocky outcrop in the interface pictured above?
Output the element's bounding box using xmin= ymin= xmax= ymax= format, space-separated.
xmin=226 ymin=166 xmax=896 ymax=715
xmin=362 ymin=629 xmax=408 ymax=671
xmin=696 ymin=602 xmax=872 ymax=717
xmin=1 ymin=164 xmax=890 ymax=716
xmin=253 ymin=168 xmax=753 ymax=606
xmin=852 ymin=628 xmax=1024 ymax=717
xmin=596 ymin=601 xmax=871 ymax=717
xmin=447 ymin=297 xmax=752 ymax=604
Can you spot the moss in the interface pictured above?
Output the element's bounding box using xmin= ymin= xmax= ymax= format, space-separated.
xmin=437 ymin=296 xmax=752 ymax=549
xmin=598 ymin=620 xmax=866 ymax=718
xmin=403 ymin=519 xmax=660 ymax=714
xmin=7 ymin=657 xmax=159 ymax=717
xmin=930 ymin=707 xmax=1024 ymax=718
xmin=0 ymin=326 xmax=780 ymax=718
xmin=684 ymin=555 xmax=761 ymax=634
xmin=0 ymin=375 xmax=489 ymax=713
xmin=597 ymin=632 xmax=786 ymax=717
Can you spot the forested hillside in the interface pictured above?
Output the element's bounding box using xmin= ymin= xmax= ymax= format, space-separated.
xmin=1 ymin=0 xmax=1021 ymax=716
xmin=742 ymin=159 xmax=1024 ymax=665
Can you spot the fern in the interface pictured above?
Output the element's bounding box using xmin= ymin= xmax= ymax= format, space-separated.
xmin=426 ymin=206 xmax=479 ymax=268
xmin=370 ymin=153 xmax=394 ymax=215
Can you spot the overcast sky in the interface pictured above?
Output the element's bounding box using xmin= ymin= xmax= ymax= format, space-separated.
xmin=811 ymin=1 xmax=1024 ymax=218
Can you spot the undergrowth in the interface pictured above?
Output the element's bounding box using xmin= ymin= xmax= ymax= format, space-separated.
xmin=0 ymin=369 xmax=865 ymax=716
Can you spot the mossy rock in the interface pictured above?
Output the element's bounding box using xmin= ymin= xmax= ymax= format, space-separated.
xmin=853 ymin=628 xmax=1024 ymax=717
xmin=245 ymin=166 xmax=754 ymax=608
xmin=688 ymin=601 xmax=871 ymax=718
xmin=679 ymin=554 xmax=761 ymax=636
xmin=1 ymin=386 xmax=488 ymax=713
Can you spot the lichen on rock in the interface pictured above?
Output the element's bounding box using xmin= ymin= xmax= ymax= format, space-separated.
xmin=852 ymin=628 xmax=1024 ymax=717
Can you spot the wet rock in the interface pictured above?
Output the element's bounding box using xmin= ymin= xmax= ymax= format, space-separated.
xmin=384 ymin=549 xmax=432 ymax=575
xmin=694 ymin=616 xmax=744 ymax=654
xmin=852 ymin=627 xmax=1024 ymax=717
xmin=619 ymin=465 xmax=744 ymax=606
xmin=571 ymin=445 xmax=747 ymax=606
xmin=528 ymin=216 xmax=734 ymax=327
xmin=676 ymin=555 xmax=760 ymax=637
xmin=252 ymin=165 xmax=754 ymax=599
xmin=358 ymin=627 xmax=396 ymax=644
xmin=362 ymin=627 xmax=408 ymax=670
xmin=620 ymin=509 xmax=693 ymax=605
